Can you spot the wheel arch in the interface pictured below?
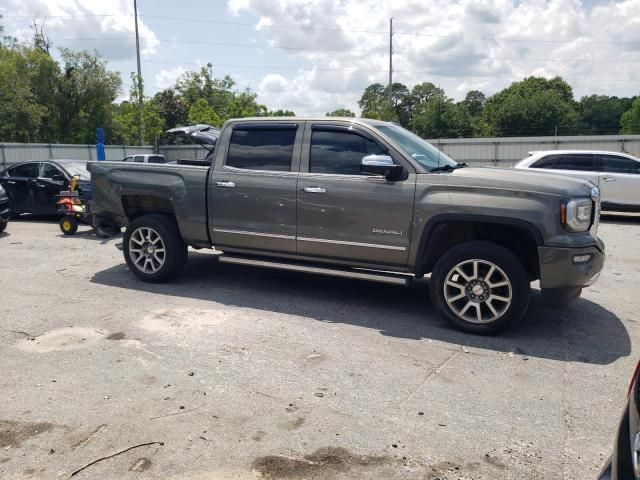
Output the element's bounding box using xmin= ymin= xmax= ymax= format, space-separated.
xmin=415 ymin=214 xmax=544 ymax=279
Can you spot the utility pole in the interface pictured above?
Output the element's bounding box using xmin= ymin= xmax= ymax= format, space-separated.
xmin=388 ymin=17 xmax=393 ymax=107
xmin=134 ymin=0 xmax=145 ymax=145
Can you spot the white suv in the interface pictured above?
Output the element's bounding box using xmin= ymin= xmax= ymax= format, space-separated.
xmin=514 ymin=150 xmax=640 ymax=212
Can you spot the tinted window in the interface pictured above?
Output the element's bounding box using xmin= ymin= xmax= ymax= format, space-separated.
xmin=11 ymin=163 xmax=39 ymax=178
xmin=531 ymin=154 xmax=562 ymax=169
xmin=601 ymin=155 xmax=640 ymax=174
xmin=41 ymin=163 xmax=63 ymax=178
xmin=556 ymin=154 xmax=596 ymax=171
xmin=226 ymin=127 xmax=296 ymax=171
xmin=147 ymin=155 xmax=166 ymax=164
xmin=310 ymin=130 xmax=387 ymax=175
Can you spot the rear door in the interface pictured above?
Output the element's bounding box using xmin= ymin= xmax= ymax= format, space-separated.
xmin=598 ymin=154 xmax=640 ymax=208
xmin=209 ymin=121 xmax=302 ymax=254
xmin=296 ymin=122 xmax=416 ymax=267
xmin=1 ymin=162 xmax=39 ymax=214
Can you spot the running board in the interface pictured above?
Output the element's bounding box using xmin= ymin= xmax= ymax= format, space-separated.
xmin=218 ymin=255 xmax=411 ymax=286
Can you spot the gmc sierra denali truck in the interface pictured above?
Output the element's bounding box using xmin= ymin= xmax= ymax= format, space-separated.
xmin=88 ymin=118 xmax=605 ymax=334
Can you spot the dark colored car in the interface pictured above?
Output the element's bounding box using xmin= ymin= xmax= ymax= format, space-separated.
xmin=0 ymin=160 xmax=91 ymax=217
xmin=0 ymin=183 xmax=9 ymax=232
xmin=599 ymin=360 xmax=640 ymax=479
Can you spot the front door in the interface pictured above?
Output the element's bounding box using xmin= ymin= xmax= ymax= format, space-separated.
xmin=296 ymin=123 xmax=416 ymax=267
xmin=37 ymin=163 xmax=69 ymax=214
xmin=209 ymin=121 xmax=303 ymax=254
xmin=599 ymin=154 xmax=640 ymax=208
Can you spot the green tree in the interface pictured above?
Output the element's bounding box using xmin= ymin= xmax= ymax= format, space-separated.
xmin=580 ymin=95 xmax=636 ymax=134
xmin=151 ymin=88 xmax=188 ymax=130
xmin=482 ymin=76 xmax=579 ymax=136
xmin=188 ymin=98 xmax=222 ymax=126
xmin=358 ymin=83 xmax=396 ymax=121
xmin=0 ymin=46 xmax=50 ymax=142
xmin=621 ymin=97 xmax=640 ymax=134
xmin=411 ymin=93 xmax=473 ymax=138
xmin=54 ymin=49 xmax=121 ymax=143
xmin=266 ymin=109 xmax=296 ymax=116
xmin=326 ymin=108 xmax=355 ymax=117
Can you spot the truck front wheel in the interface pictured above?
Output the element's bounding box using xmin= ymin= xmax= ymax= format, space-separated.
xmin=429 ymin=241 xmax=531 ymax=335
xmin=123 ymin=214 xmax=188 ymax=283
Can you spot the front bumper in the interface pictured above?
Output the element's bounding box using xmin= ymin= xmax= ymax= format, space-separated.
xmin=538 ymin=241 xmax=605 ymax=289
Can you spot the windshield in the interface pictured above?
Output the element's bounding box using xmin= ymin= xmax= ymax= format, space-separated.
xmin=375 ymin=124 xmax=457 ymax=171
xmin=62 ymin=162 xmax=90 ymax=181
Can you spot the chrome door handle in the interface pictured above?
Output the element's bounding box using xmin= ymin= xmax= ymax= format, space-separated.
xmin=302 ymin=186 xmax=326 ymax=193
xmin=215 ymin=181 xmax=236 ymax=188
xmin=7 ymin=180 xmax=15 ymax=185
xmin=602 ymin=176 xmax=616 ymax=182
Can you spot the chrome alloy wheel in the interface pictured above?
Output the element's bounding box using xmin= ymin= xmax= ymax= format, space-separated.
xmin=443 ymin=259 xmax=512 ymax=324
xmin=128 ymin=227 xmax=166 ymax=274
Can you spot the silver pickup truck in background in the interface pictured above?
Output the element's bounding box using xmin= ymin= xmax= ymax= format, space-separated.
xmin=88 ymin=117 xmax=604 ymax=334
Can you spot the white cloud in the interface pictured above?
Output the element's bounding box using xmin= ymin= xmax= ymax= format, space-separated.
xmin=4 ymin=0 xmax=159 ymax=60
xmin=155 ymin=66 xmax=188 ymax=90
xmin=258 ymin=74 xmax=289 ymax=93
xmin=232 ymin=0 xmax=640 ymax=115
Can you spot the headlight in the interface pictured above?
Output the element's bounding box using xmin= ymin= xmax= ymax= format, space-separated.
xmin=561 ymin=198 xmax=593 ymax=232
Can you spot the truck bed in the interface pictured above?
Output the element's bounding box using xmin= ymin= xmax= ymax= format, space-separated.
xmin=88 ymin=161 xmax=211 ymax=247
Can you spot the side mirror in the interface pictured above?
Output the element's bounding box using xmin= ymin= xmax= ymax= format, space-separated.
xmin=360 ymin=155 xmax=407 ymax=182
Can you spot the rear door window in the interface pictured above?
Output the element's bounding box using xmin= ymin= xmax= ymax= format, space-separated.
xmin=147 ymin=155 xmax=166 ymax=164
xmin=226 ymin=126 xmax=296 ymax=171
xmin=530 ymin=154 xmax=562 ymax=169
xmin=11 ymin=163 xmax=40 ymax=178
xmin=556 ymin=154 xmax=596 ymax=171
xmin=600 ymin=155 xmax=640 ymax=174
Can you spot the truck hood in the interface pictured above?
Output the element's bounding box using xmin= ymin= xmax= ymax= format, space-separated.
xmin=447 ymin=167 xmax=594 ymax=198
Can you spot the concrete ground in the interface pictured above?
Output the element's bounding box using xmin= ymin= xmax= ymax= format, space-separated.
xmin=0 ymin=214 xmax=638 ymax=480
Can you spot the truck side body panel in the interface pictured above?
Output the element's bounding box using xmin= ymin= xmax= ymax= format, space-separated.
xmin=88 ymin=162 xmax=210 ymax=246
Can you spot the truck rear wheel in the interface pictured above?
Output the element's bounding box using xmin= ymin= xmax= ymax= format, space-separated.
xmin=429 ymin=241 xmax=530 ymax=335
xmin=123 ymin=214 xmax=188 ymax=283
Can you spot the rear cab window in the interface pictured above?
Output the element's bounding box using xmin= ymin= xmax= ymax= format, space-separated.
xmin=225 ymin=125 xmax=297 ymax=171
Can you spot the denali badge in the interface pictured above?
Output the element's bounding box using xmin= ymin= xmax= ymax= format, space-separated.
xmin=373 ymin=228 xmax=403 ymax=236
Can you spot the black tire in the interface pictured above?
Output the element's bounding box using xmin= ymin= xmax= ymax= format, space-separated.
xmin=0 ymin=219 xmax=7 ymax=233
xmin=7 ymin=197 xmax=18 ymax=219
xmin=541 ymin=287 xmax=582 ymax=308
xmin=123 ymin=214 xmax=188 ymax=283
xmin=429 ymin=240 xmax=531 ymax=335
xmin=59 ymin=216 xmax=79 ymax=235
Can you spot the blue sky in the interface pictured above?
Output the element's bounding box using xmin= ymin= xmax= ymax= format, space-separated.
xmin=2 ymin=0 xmax=639 ymax=116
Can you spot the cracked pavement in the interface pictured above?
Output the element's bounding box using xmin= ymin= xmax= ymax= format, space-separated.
xmin=0 ymin=214 xmax=639 ymax=479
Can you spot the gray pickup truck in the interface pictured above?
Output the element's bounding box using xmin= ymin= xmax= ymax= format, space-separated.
xmin=88 ymin=118 xmax=604 ymax=334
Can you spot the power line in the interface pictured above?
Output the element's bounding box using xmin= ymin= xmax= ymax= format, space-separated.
xmin=113 ymin=59 xmax=640 ymax=84
xmin=44 ymin=36 xmax=640 ymax=64
xmin=5 ymin=12 xmax=640 ymax=46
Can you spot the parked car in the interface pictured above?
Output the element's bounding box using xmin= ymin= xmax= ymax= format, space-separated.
xmin=514 ymin=150 xmax=640 ymax=212
xmin=0 ymin=160 xmax=91 ymax=217
xmin=598 ymin=359 xmax=640 ymax=479
xmin=89 ymin=118 xmax=605 ymax=335
xmin=122 ymin=154 xmax=167 ymax=164
xmin=0 ymin=183 xmax=9 ymax=232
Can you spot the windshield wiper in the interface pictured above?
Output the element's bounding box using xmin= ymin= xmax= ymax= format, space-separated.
xmin=430 ymin=162 xmax=467 ymax=173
